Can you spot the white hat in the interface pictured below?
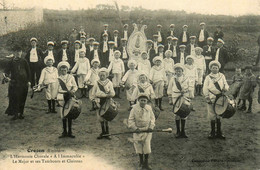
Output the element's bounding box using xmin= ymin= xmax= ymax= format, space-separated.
xmin=44 ymin=56 xmax=54 ymax=65
xmin=87 ymin=38 xmax=95 ymax=41
xmin=209 ymin=60 xmax=221 ymax=69
xmin=141 ymin=51 xmax=148 ymax=56
xmin=57 ymin=61 xmax=70 ymax=70
xmin=200 ymin=22 xmax=206 ymax=26
xmin=74 ymin=40 xmax=81 ymax=44
xmin=170 ymin=24 xmax=175 ymax=27
xmin=218 ymin=38 xmax=225 ymax=44
xmin=108 ymin=41 xmax=115 ymax=45
xmin=113 ymin=30 xmax=119 ymax=33
xmin=183 ymin=25 xmax=188 ymax=28
xmin=80 ymin=35 xmax=86 ymax=39
xmin=157 ymin=24 xmax=162 ymax=28
xmin=207 ymin=37 xmax=214 ymax=41
xmin=103 ymin=24 xmax=108 ymax=27
xmin=158 ymin=44 xmax=164 ymax=48
xmin=146 ymin=39 xmax=153 ymax=43
xmin=138 ymin=71 xmax=148 ymax=79
xmin=167 ymin=36 xmax=173 ymax=40
xmin=93 ymin=41 xmax=100 ymax=46
xmin=114 ymin=50 xmax=121 ymax=56
xmin=165 ymin=50 xmax=173 ymax=55
xmin=185 ymin=55 xmax=194 ymax=62
xmin=137 ymin=93 xmax=149 ymax=100
xmin=47 ymin=41 xmax=54 ymax=46
xmin=179 ymin=45 xmax=186 ymax=48
xmin=152 ymin=56 xmax=163 ymax=64
xmin=91 ymin=59 xmax=100 ymax=66
xmin=190 ymin=36 xmax=196 ymax=39
xmin=123 ymin=24 xmax=128 ymax=27
xmin=61 ymin=40 xmax=69 ymax=45
xmin=173 ymin=63 xmax=185 ymax=72
xmin=127 ymin=60 xmax=137 ymax=68
xmin=30 ymin=37 xmax=38 ymax=42
xmin=172 ymin=37 xmax=178 ymax=41
xmin=99 ymin=67 xmax=109 ymax=75
xmin=195 ymin=47 xmax=203 ymax=52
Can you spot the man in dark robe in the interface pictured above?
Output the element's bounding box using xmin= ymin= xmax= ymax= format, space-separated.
xmin=4 ymin=46 xmax=31 ymax=120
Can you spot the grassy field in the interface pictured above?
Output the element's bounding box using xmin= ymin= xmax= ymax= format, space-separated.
xmin=0 ymin=9 xmax=259 ymax=170
xmin=0 ymin=71 xmax=259 ymax=170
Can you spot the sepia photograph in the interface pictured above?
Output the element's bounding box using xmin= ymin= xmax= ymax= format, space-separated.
xmin=0 ymin=0 xmax=259 ymax=169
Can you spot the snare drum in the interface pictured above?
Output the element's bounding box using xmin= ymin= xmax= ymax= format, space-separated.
xmin=173 ymin=96 xmax=191 ymax=118
xmin=61 ymin=97 xmax=82 ymax=120
xmin=99 ymin=98 xmax=119 ymax=121
xmin=213 ymin=95 xmax=236 ymax=118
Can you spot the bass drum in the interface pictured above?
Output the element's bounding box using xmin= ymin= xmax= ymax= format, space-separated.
xmin=214 ymin=95 xmax=236 ymax=119
xmin=99 ymin=98 xmax=119 ymax=121
xmin=173 ymin=96 xmax=191 ymax=119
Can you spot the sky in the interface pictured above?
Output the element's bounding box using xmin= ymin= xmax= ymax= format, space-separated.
xmin=6 ymin=0 xmax=260 ymax=16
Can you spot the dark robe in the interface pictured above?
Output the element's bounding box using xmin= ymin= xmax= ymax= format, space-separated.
xmin=4 ymin=57 xmax=30 ymax=116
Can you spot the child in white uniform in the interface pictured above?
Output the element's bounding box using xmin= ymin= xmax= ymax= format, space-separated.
xmin=203 ymin=61 xmax=229 ymax=139
xmin=131 ymin=72 xmax=155 ymax=103
xmin=92 ymin=68 xmax=115 ymax=140
xmin=193 ymin=47 xmax=206 ymax=95
xmin=71 ymin=50 xmax=90 ymax=98
xmin=137 ymin=51 xmax=151 ymax=77
xmin=107 ymin=50 xmax=125 ymax=98
xmin=84 ymin=59 xmax=100 ymax=111
xmin=128 ymin=93 xmax=155 ymax=170
xmin=167 ymin=63 xmax=193 ymax=138
xmin=121 ymin=60 xmax=139 ymax=110
xmin=38 ymin=56 xmax=58 ymax=113
xmin=149 ymin=56 xmax=167 ymax=111
xmin=56 ymin=61 xmax=78 ymax=138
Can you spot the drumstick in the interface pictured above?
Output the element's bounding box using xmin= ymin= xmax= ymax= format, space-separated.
xmin=102 ymin=128 xmax=173 ymax=137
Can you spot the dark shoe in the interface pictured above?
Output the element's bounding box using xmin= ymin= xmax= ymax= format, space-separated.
xmin=143 ymin=163 xmax=152 ymax=170
xmin=104 ymin=136 xmax=111 ymax=140
xmin=238 ymin=105 xmax=246 ymax=111
xmin=46 ymin=109 xmax=51 ymax=114
xmin=90 ymin=107 xmax=96 ymax=111
xmin=67 ymin=134 xmax=75 ymax=138
xmin=216 ymin=133 xmax=226 ymax=139
xmin=175 ymin=132 xmax=182 ymax=138
xmin=159 ymin=107 xmax=164 ymax=111
xmin=246 ymin=109 xmax=252 ymax=113
xmin=11 ymin=115 xmax=19 ymax=120
xmin=59 ymin=132 xmax=67 ymax=138
xmin=181 ymin=131 xmax=188 ymax=138
xmin=18 ymin=114 xmax=25 ymax=119
xmin=208 ymin=133 xmax=215 ymax=139
xmin=97 ymin=133 xmax=105 ymax=139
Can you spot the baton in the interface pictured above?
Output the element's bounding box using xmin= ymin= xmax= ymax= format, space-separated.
xmin=102 ymin=128 xmax=172 ymax=137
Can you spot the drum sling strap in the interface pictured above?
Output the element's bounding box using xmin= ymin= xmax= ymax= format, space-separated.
xmin=172 ymin=78 xmax=183 ymax=112
xmin=208 ymin=75 xmax=223 ymax=98
xmin=58 ymin=78 xmax=72 ymax=117
xmin=138 ymin=85 xmax=145 ymax=93
xmin=97 ymin=81 xmax=107 ymax=93
xmin=208 ymin=75 xmax=226 ymax=110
